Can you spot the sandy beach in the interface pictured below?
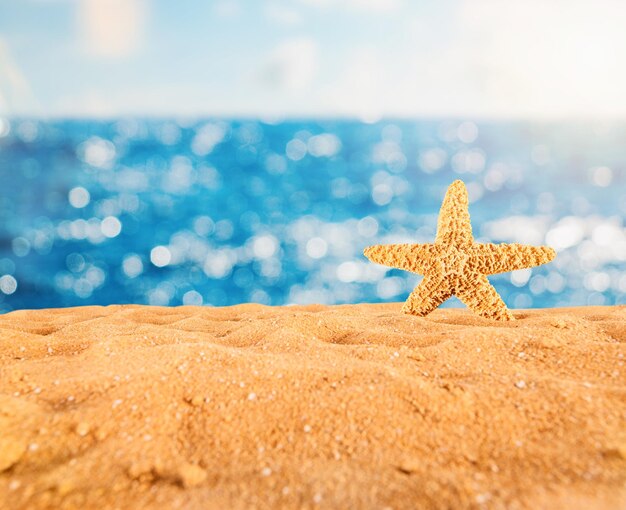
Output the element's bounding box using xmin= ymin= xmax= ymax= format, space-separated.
xmin=0 ymin=303 xmax=624 ymax=509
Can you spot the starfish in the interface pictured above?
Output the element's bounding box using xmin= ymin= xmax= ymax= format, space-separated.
xmin=363 ymin=180 xmax=556 ymax=321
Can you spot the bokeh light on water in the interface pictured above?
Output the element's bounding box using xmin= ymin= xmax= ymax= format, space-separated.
xmin=0 ymin=118 xmax=624 ymax=312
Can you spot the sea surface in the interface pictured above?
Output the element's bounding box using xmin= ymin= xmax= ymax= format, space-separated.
xmin=0 ymin=118 xmax=624 ymax=313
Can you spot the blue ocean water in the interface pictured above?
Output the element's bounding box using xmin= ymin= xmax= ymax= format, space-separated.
xmin=0 ymin=118 xmax=624 ymax=313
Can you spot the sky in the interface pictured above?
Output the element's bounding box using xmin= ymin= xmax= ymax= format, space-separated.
xmin=1 ymin=0 xmax=626 ymax=119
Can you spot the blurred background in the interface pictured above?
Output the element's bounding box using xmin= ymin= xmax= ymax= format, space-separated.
xmin=0 ymin=0 xmax=624 ymax=312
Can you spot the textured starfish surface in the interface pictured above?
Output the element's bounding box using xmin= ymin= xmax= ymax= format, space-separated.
xmin=364 ymin=180 xmax=556 ymax=320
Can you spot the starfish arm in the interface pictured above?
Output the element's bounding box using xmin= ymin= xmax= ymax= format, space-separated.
xmin=435 ymin=180 xmax=474 ymax=248
xmin=471 ymin=243 xmax=556 ymax=275
xmin=363 ymin=243 xmax=438 ymax=275
xmin=455 ymin=273 xmax=514 ymax=321
xmin=402 ymin=274 xmax=452 ymax=316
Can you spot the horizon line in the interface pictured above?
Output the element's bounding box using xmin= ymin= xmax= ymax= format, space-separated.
xmin=3 ymin=113 xmax=626 ymax=124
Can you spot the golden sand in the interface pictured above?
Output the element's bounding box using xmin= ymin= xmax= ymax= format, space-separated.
xmin=364 ymin=180 xmax=556 ymax=320
xmin=0 ymin=304 xmax=625 ymax=509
